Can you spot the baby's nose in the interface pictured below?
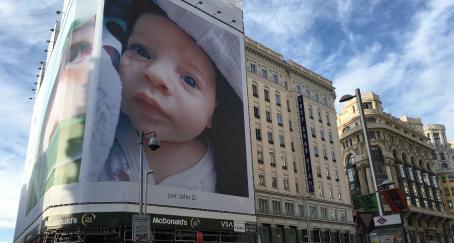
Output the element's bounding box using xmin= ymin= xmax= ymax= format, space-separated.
xmin=143 ymin=64 xmax=174 ymax=96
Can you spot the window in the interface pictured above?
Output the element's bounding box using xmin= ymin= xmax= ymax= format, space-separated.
xmin=323 ymin=148 xmax=328 ymax=160
xmin=329 ymin=208 xmax=337 ymax=221
xmin=296 ymin=84 xmax=302 ymax=94
xmin=320 ymin=207 xmax=328 ymax=220
xmin=325 ymin=168 xmax=330 ymax=179
xmin=257 ymin=150 xmax=263 ymax=164
xmin=277 ymin=113 xmax=283 ymax=126
xmin=261 ymin=68 xmax=269 ymax=79
xmin=289 ymin=120 xmax=293 ymax=131
xmin=335 ymin=170 xmax=339 ymax=181
xmin=319 ymin=185 xmax=324 ymax=197
xmin=440 ymin=153 xmax=446 ymax=160
xmin=279 ymin=134 xmax=285 ymax=147
xmin=314 ymin=93 xmax=319 ymax=101
xmin=368 ymin=131 xmax=376 ymax=139
xmin=322 ymin=96 xmax=327 ymax=105
xmin=326 ymin=112 xmax=331 ymax=125
xmin=450 ymin=187 xmax=454 ymax=195
xmin=272 ymin=177 xmax=277 ymax=188
xmin=268 ymin=132 xmax=274 ymax=144
xmin=253 ymin=106 xmax=260 ymax=118
xmin=285 ymin=202 xmax=294 ymax=216
xmin=264 ymin=88 xmax=270 ymax=101
xmin=316 ymin=165 xmax=321 ymax=177
xmin=370 ymin=146 xmax=387 ymax=185
xmin=311 ymin=127 xmax=316 ymax=138
xmin=338 ymin=209 xmax=346 ymax=222
xmin=343 ymin=139 xmax=352 ymax=148
xmin=295 ymin=182 xmax=299 ymax=192
xmin=328 ymin=131 xmax=333 ymax=143
xmin=250 ymin=63 xmax=256 ymax=73
xmin=331 ymin=150 xmax=336 ymax=162
xmin=328 ymin=188 xmax=333 ymax=198
xmin=291 ymin=142 xmax=295 ymax=152
xmin=305 ymin=88 xmax=310 ymax=96
xmin=286 ymin=100 xmax=291 ymax=111
xmin=317 ymin=110 xmax=322 ymax=122
xmin=449 ymin=200 xmax=453 ymax=209
xmin=275 ymin=93 xmax=281 ymax=106
xmin=362 ymin=102 xmax=373 ymax=109
xmin=270 ymin=152 xmax=276 ymax=166
xmin=293 ymin=160 xmax=297 ymax=173
xmin=255 ymin=128 xmax=262 ymax=141
xmin=266 ymin=110 xmax=272 ymax=122
xmin=298 ymin=205 xmax=305 ymax=217
xmin=272 ymin=200 xmax=281 ymax=214
xmin=284 ymin=178 xmax=289 ymax=190
xmin=444 ymin=188 xmax=450 ymax=196
xmin=365 ymin=118 xmax=376 ymax=124
xmin=272 ymin=73 xmax=278 ymax=83
xmin=337 ymin=192 xmax=342 ymax=200
xmin=320 ymin=129 xmax=325 ymax=140
xmin=252 ymin=83 xmax=258 ymax=97
xmin=258 ymin=174 xmax=265 ymax=186
xmin=282 ymin=156 xmax=288 ymax=169
xmin=310 ymin=206 xmax=317 ymax=219
xmin=258 ymin=198 xmax=268 ymax=213
xmin=433 ymin=133 xmax=441 ymax=145
xmin=308 ymin=107 xmax=314 ymax=118
xmin=314 ymin=145 xmax=319 ymax=157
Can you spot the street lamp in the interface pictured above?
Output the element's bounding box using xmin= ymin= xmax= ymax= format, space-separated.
xmin=139 ymin=131 xmax=160 ymax=215
xmin=339 ymin=88 xmax=384 ymax=217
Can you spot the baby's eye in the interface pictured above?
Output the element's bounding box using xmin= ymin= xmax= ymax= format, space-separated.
xmin=68 ymin=42 xmax=92 ymax=64
xmin=128 ymin=44 xmax=151 ymax=59
xmin=181 ymin=75 xmax=199 ymax=89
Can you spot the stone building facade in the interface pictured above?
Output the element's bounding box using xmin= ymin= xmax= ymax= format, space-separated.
xmin=337 ymin=92 xmax=454 ymax=242
xmin=246 ymin=37 xmax=356 ymax=243
xmin=425 ymin=124 xmax=454 ymax=214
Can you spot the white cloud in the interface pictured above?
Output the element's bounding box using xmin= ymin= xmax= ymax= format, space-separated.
xmin=334 ymin=0 xmax=454 ymax=138
xmin=0 ymin=0 xmax=61 ymax=233
xmin=0 ymin=0 xmax=60 ymax=45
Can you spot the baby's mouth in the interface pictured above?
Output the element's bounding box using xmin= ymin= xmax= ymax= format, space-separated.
xmin=135 ymin=93 xmax=170 ymax=121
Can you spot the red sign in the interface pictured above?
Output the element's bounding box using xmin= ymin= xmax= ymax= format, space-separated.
xmin=196 ymin=231 xmax=203 ymax=243
xmin=381 ymin=188 xmax=409 ymax=213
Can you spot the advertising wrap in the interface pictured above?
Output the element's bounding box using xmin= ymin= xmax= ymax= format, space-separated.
xmin=15 ymin=0 xmax=253 ymax=241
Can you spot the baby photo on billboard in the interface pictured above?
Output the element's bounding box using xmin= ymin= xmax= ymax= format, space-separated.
xmin=97 ymin=0 xmax=249 ymax=198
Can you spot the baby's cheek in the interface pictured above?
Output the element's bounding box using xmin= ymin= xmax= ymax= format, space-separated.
xmin=118 ymin=56 xmax=131 ymax=81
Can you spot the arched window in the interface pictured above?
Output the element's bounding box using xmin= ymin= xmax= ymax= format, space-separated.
xmin=370 ymin=146 xmax=386 ymax=185
xmin=393 ymin=151 xmax=404 ymax=178
xmin=343 ymin=126 xmax=350 ymax=133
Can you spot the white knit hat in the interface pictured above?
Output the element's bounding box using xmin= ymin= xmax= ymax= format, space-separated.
xmin=155 ymin=0 xmax=244 ymax=100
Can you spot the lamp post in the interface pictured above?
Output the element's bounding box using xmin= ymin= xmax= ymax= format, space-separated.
xmin=339 ymin=88 xmax=383 ymax=217
xmin=139 ymin=132 xmax=160 ymax=215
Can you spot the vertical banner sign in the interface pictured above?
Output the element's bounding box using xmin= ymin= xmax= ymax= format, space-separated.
xmin=297 ymin=95 xmax=314 ymax=193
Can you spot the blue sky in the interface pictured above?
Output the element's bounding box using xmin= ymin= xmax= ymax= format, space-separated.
xmin=0 ymin=0 xmax=453 ymax=242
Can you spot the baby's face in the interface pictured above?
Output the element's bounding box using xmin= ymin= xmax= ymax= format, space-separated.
xmin=120 ymin=14 xmax=216 ymax=143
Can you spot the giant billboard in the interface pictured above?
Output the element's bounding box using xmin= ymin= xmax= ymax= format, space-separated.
xmin=15 ymin=0 xmax=253 ymax=241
